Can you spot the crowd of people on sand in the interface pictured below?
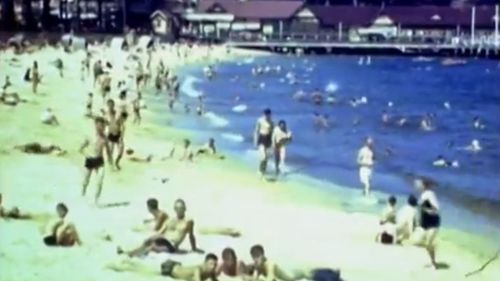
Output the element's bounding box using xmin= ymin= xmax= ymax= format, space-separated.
xmin=1 ymin=38 xmax=344 ymax=281
xmin=2 ymin=36 xmax=490 ymax=279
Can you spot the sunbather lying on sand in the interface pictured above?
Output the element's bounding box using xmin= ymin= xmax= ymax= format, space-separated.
xmin=1 ymin=91 xmax=28 ymax=106
xmin=248 ymin=245 xmax=343 ymax=281
xmin=0 ymin=193 xmax=32 ymax=220
xmin=43 ymin=203 xmax=82 ymax=247
xmin=14 ymin=143 xmax=66 ymax=156
xmin=107 ymin=253 xmax=219 ymax=281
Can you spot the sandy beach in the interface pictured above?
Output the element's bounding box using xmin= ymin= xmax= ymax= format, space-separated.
xmin=0 ymin=41 xmax=499 ymax=281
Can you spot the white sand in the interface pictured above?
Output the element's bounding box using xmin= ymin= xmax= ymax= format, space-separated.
xmin=0 ymin=43 xmax=499 ymax=281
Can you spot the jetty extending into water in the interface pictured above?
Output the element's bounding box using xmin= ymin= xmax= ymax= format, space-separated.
xmin=226 ymin=34 xmax=500 ymax=59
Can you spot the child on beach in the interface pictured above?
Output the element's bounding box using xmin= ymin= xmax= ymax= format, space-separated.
xmin=43 ymin=203 xmax=82 ymax=247
xmin=376 ymin=196 xmax=398 ymax=245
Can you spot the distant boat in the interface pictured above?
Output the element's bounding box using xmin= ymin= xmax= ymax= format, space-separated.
xmin=441 ymin=58 xmax=467 ymax=66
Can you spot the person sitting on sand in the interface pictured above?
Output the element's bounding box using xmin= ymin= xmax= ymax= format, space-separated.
xmin=80 ymin=117 xmax=113 ymax=204
xmin=40 ymin=108 xmax=59 ymax=126
xmin=396 ymin=195 xmax=418 ymax=242
xmin=161 ymin=254 xmax=218 ymax=281
xmin=178 ymin=139 xmax=194 ymax=162
xmin=196 ymin=138 xmax=224 ymax=159
xmin=118 ymin=199 xmax=203 ymax=257
xmin=14 ymin=142 xmax=66 ymax=156
xmin=380 ymin=196 xmax=397 ymax=225
xmin=376 ymin=196 xmax=398 ymax=245
xmin=142 ymin=198 xmax=168 ymax=234
xmin=248 ymin=245 xmax=342 ymax=281
xmin=217 ymin=248 xmax=248 ymax=278
xmin=0 ymin=193 xmax=31 ymax=219
xmin=43 ymin=203 xmax=82 ymax=247
xmin=272 ymin=120 xmax=292 ymax=175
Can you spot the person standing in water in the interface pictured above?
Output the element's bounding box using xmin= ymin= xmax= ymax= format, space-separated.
xmin=80 ymin=117 xmax=113 ymax=204
xmin=272 ymin=120 xmax=292 ymax=175
xmin=357 ymin=137 xmax=375 ymax=196
xmin=415 ymin=178 xmax=441 ymax=269
xmin=254 ymin=109 xmax=274 ymax=178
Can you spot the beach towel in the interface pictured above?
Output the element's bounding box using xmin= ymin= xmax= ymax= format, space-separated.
xmin=312 ymin=269 xmax=343 ymax=281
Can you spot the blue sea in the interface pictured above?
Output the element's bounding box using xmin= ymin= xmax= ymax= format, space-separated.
xmin=153 ymin=55 xmax=500 ymax=235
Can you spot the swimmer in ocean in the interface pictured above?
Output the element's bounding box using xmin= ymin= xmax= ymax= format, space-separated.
xmin=463 ymin=139 xmax=482 ymax=153
xmin=472 ymin=116 xmax=485 ymax=130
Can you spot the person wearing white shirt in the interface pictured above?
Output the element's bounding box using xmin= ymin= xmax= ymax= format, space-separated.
xmin=272 ymin=120 xmax=292 ymax=175
xmin=415 ymin=178 xmax=441 ymax=269
xmin=41 ymin=108 xmax=59 ymax=126
xmin=357 ymin=137 xmax=374 ymax=196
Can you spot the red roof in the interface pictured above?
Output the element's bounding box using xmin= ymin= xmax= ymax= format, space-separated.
xmin=198 ymin=0 xmax=304 ymax=20
xmin=309 ymin=5 xmax=382 ymax=27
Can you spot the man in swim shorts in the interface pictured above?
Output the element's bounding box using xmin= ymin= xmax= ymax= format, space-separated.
xmin=118 ymin=199 xmax=202 ymax=257
xmin=80 ymin=117 xmax=113 ymax=204
xmin=254 ymin=109 xmax=274 ymax=177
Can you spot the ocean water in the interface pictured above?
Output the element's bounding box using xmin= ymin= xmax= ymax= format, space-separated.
xmin=158 ymin=55 xmax=500 ymax=233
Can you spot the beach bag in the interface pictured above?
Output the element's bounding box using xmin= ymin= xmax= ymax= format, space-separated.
xmin=312 ymin=269 xmax=343 ymax=281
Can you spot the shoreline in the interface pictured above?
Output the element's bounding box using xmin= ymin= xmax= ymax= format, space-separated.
xmin=170 ymin=55 xmax=500 ymax=240
xmin=0 ymin=43 xmax=499 ymax=281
